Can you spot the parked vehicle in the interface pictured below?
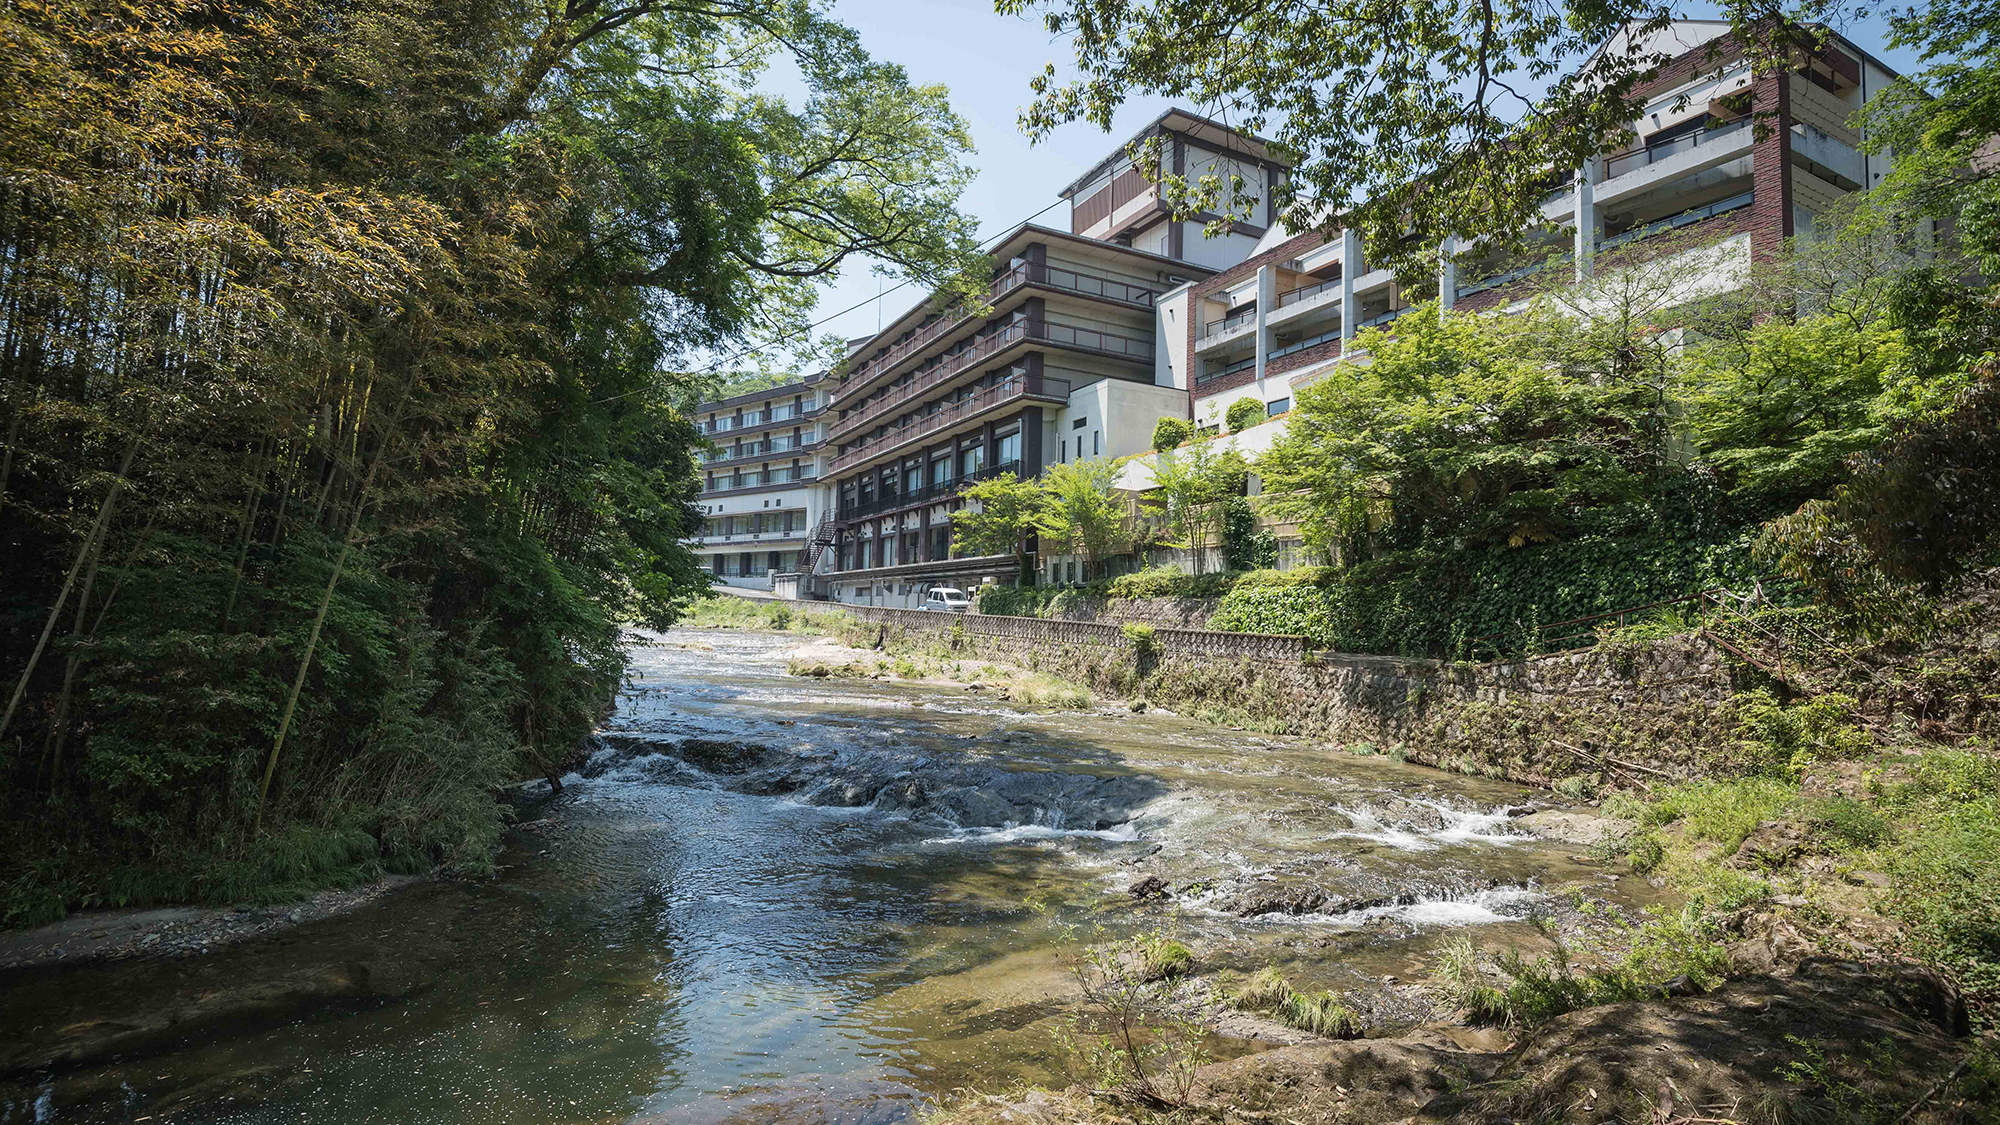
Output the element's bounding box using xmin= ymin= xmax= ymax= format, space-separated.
xmin=919 ymin=587 xmax=972 ymax=613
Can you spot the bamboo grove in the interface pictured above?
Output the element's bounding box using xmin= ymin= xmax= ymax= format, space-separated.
xmin=0 ymin=0 xmax=982 ymax=922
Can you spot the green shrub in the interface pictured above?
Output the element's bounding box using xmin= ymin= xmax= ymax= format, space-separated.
xmin=1225 ymin=397 xmax=1265 ymax=433
xmin=1208 ymin=585 xmax=1340 ymax=644
xmin=1638 ymin=776 xmax=1797 ymax=851
xmin=1735 ymin=690 xmax=1870 ymax=775
xmin=1151 ymin=416 xmax=1195 ymax=453
xmin=1804 ymin=796 xmax=1891 ymax=850
xmin=1104 ymin=566 xmax=1239 ymax=600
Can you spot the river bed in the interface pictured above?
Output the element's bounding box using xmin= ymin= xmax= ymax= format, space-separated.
xmin=0 ymin=629 xmax=1656 ymax=1124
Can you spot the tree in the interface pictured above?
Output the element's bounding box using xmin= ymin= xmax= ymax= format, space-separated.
xmin=1858 ymin=0 xmax=2000 ymax=273
xmin=1151 ymin=416 xmax=1195 ymax=453
xmin=1686 ymin=317 xmax=1908 ymax=513
xmin=1257 ymin=302 xmax=1671 ymax=559
xmin=1039 ymin=457 xmax=1131 ymax=581
xmin=0 ymin=0 xmax=986 ymax=918
xmin=1147 ymin=438 xmax=1247 ymax=574
xmin=953 ymin=473 xmax=1048 ymax=576
xmin=999 ymin=0 xmax=1827 ymax=275
xmin=1225 ymin=398 xmax=1265 ymax=433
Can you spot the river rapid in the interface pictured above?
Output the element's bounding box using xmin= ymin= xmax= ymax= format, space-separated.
xmin=0 ymin=629 xmax=1657 ymax=1125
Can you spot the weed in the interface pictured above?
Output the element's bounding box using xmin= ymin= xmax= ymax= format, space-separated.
xmin=1137 ymin=935 xmax=1193 ymax=981
xmin=1228 ymin=966 xmax=1361 ymax=1038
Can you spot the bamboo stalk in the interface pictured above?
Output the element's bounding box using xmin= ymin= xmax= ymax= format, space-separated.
xmin=251 ymin=414 xmax=397 ymax=837
xmin=0 ymin=429 xmax=139 ymax=742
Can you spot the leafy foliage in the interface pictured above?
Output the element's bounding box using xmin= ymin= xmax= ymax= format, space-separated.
xmin=1000 ymin=0 xmax=1828 ymax=277
xmin=952 ymin=473 xmax=1048 ymax=568
xmin=1145 ymin=438 xmax=1246 ymax=573
xmin=1150 ymin=416 xmax=1194 ymax=453
xmin=1038 ymin=457 xmax=1131 ymax=580
xmin=1224 ymin=398 xmax=1265 ymax=433
xmin=0 ymin=0 xmax=979 ymax=920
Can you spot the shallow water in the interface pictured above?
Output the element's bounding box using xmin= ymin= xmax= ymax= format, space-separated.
xmin=0 ymin=629 xmax=1653 ymax=1124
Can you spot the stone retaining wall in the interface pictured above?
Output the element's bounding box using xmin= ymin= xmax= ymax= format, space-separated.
xmin=831 ymin=605 xmax=1744 ymax=790
xmin=1030 ymin=595 xmax=1222 ymax=630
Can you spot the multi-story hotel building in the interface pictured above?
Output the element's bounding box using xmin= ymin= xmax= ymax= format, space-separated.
xmin=1177 ymin=20 xmax=1902 ymax=432
xmin=696 ymin=23 xmax=1903 ymax=603
xmin=812 ymin=112 xmax=1286 ymax=607
xmin=687 ymin=376 xmax=835 ymax=590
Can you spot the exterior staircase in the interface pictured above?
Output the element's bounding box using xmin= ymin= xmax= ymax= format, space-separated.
xmin=797 ymin=514 xmax=837 ymax=590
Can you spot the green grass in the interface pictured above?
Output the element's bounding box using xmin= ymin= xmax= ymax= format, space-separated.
xmin=1228 ymin=966 xmax=1362 ymax=1037
xmin=677 ymin=596 xmax=849 ymax=633
xmin=1429 ymin=907 xmax=1729 ymax=1028
xmin=1137 ymin=935 xmax=1194 ymax=981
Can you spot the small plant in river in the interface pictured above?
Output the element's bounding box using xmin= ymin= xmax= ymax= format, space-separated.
xmin=1039 ymin=911 xmax=1212 ymax=1107
xmin=1227 ymin=966 xmax=1361 ymax=1038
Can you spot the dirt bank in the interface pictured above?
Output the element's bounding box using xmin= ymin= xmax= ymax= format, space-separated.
xmin=0 ymin=874 xmax=428 ymax=972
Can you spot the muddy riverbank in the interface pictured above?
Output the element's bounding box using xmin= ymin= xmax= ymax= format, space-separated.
xmin=0 ymin=628 xmax=1853 ymax=1125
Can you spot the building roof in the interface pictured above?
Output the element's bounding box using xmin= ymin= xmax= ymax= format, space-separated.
xmin=1059 ymin=107 xmax=1286 ymax=199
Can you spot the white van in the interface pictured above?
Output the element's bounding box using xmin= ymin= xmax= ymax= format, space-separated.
xmin=919 ymin=587 xmax=972 ymax=613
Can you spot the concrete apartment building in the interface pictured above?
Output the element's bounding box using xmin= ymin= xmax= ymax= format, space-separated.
xmin=1179 ymin=20 xmax=1902 ymax=432
xmin=692 ymin=23 xmax=1903 ymax=603
xmin=688 ymin=377 xmax=835 ymax=590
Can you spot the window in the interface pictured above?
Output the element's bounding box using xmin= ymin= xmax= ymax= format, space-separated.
xmin=1093 ymin=431 xmax=1100 ymax=456
xmin=1072 ymin=416 xmax=1088 ymax=430
xmin=931 ymin=524 xmax=951 ymax=559
xmin=960 ymin=445 xmax=985 ymax=477
xmin=931 ymin=457 xmax=951 ymax=486
xmin=997 ymin=429 xmax=1021 ymax=466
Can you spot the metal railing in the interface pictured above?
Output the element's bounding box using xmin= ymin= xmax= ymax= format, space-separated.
xmin=1455 ymin=259 xmax=1550 ymax=300
xmin=835 ymin=262 xmax=1162 ymax=403
xmin=837 ymin=460 xmax=1022 ymax=520
xmin=1202 ymin=307 xmax=1257 ymax=339
xmin=828 ymin=317 xmax=1144 ymax=442
xmin=1598 ymin=190 xmax=1753 ymax=252
xmin=1356 ymin=306 xmax=1411 ymax=330
xmin=1195 ymin=355 xmax=1255 ymax=385
xmin=828 ymin=376 xmax=1070 ymax=474
xmin=1269 ymin=327 xmax=1341 ymax=362
xmin=702 ymin=436 xmax=820 ymax=464
xmin=1602 ymin=118 xmax=1750 ymax=180
xmin=699 ymin=469 xmax=819 ymax=496
xmin=1276 ymin=275 xmax=1342 ymax=308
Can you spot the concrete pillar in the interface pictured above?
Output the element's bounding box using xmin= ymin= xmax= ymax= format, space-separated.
xmin=1574 ymin=162 xmax=1596 ymax=281
xmin=1339 ymin=228 xmax=1360 ymax=342
xmin=1438 ymin=236 xmax=1458 ymax=311
xmin=1017 ymin=403 xmax=1044 ymax=474
xmin=1253 ymin=263 xmax=1274 ymax=382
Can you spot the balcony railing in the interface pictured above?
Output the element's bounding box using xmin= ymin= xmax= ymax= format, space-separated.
xmin=1602 ymin=118 xmax=1750 ymax=180
xmin=828 ymin=375 xmax=1070 ymax=474
xmin=837 ymin=460 xmax=1023 ymax=521
xmin=1195 ymin=355 xmax=1255 ymax=385
xmin=1202 ymin=307 xmax=1257 ymax=339
xmin=690 ymin=528 xmax=809 ymax=544
xmin=1598 ymin=190 xmax=1753 ymax=252
xmin=702 ymin=436 xmax=821 ymax=464
xmin=1455 ymin=259 xmax=1551 ymax=300
xmin=699 ymin=469 xmax=819 ymax=495
xmin=1276 ymin=274 xmax=1342 ymax=308
xmin=1269 ymin=327 xmax=1341 ymax=363
xmin=834 ymin=263 xmax=1162 ymax=404
xmin=828 ymin=317 xmax=1147 ymax=442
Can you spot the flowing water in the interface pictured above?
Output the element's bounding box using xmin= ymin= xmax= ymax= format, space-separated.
xmin=0 ymin=629 xmax=1656 ymax=1125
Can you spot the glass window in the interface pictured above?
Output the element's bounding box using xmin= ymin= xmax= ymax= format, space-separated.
xmin=931 ymin=457 xmax=951 ymax=485
xmin=960 ymin=445 xmax=985 ymax=476
xmin=1267 ymin=398 xmax=1291 ymax=416
xmin=997 ymin=430 xmax=1021 ymax=466
xmin=1093 ymin=431 xmax=1100 ymax=456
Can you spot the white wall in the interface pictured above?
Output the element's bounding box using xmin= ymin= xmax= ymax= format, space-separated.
xmin=1155 ymin=285 xmax=1192 ymax=389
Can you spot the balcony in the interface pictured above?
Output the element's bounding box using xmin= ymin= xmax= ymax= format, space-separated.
xmin=1598 ymin=190 xmax=1753 ymax=252
xmin=838 ymin=460 xmax=1023 ymax=521
xmin=1195 ymin=355 xmax=1255 ymax=386
xmin=835 ymin=263 xmax=1162 ymax=404
xmin=828 ymin=317 xmax=1148 ymax=443
xmin=1200 ymin=307 xmax=1257 ymax=341
xmin=1603 ymin=119 xmax=1751 ymax=180
xmin=1275 ymin=275 xmax=1341 ymax=309
xmin=698 ymin=469 xmax=819 ymax=497
xmin=702 ymin=436 xmax=822 ymax=464
xmin=1790 ymin=122 xmax=1864 ymax=188
xmin=689 ymin=528 xmax=810 ymax=546
xmin=828 ymin=374 xmax=1072 ymax=475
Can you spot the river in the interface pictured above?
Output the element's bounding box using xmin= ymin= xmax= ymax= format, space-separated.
xmin=0 ymin=629 xmax=1654 ymax=1124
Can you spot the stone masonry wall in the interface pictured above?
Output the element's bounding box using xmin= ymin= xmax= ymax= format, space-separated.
xmin=1028 ymin=595 xmax=1222 ymax=630
xmin=831 ymin=605 xmax=1744 ymax=791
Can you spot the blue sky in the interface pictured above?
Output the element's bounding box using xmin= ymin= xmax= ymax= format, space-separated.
xmin=769 ymin=0 xmax=1926 ymax=367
